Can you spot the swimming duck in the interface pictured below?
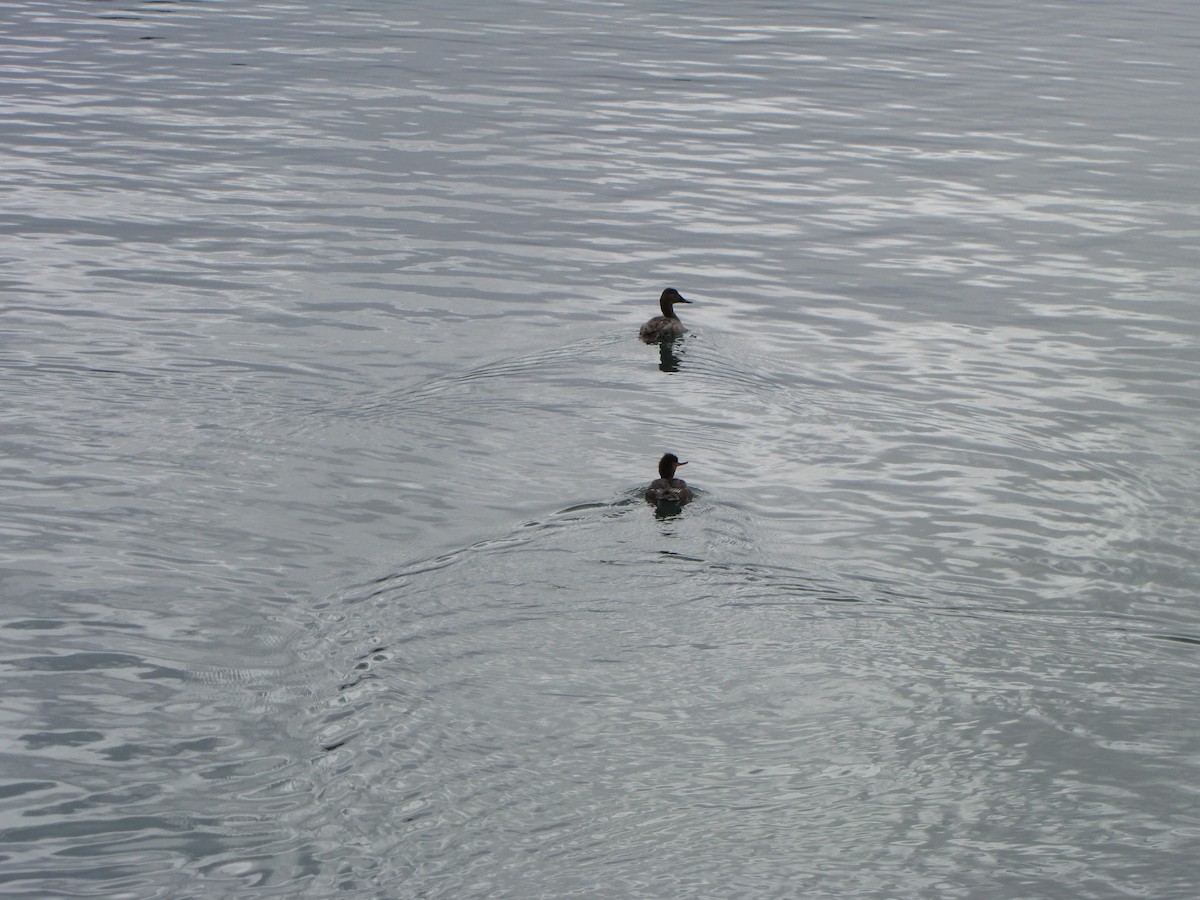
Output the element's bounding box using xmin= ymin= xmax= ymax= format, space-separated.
xmin=645 ymin=453 xmax=694 ymax=505
xmin=639 ymin=288 xmax=692 ymax=342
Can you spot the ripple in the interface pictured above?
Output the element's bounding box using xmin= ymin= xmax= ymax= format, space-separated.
xmin=296 ymin=496 xmax=1198 ymax=897
xmin=4 ymin=0 xmax=1200 ymax=896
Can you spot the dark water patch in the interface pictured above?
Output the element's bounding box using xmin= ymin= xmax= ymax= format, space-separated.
xmin=1148 ymin=632 xmax=1200 ymax=649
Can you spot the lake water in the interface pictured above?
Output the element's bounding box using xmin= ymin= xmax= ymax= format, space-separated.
xmin=3 ymin=0 xmax=1199 ymax=896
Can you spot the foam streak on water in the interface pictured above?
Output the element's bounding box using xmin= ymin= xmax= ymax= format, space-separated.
xmin=2 ymin=1 xmax=1198 ymax=897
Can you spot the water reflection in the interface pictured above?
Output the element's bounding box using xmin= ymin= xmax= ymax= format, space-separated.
xmin=306 ymin=496 xmax=1200 ymax=897
xmin=648 ymin=482 xmax=695 ymax=519
xmin=4 ymin=0 xmax=1199 ymax=896
xmin=657 ymin=336 xmax=685 ymax=372
xmin=652 ymin=495 xmax=690 ymax=519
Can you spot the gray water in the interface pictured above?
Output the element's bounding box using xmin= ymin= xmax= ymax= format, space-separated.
xmin=3 ymin=0 xmax=1199 ymax=896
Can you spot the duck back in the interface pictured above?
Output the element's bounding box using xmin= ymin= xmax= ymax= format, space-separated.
xmin=645 ymin=477 xmax=693 ymax=504
xmin=639 ymin=316 xmax=685 ymax=342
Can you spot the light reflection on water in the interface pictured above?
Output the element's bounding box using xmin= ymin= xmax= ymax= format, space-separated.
xmin=2 ymin=0 xmax=1199 ymax=896
xmin=304 ymin=503 xmax=1195 ymax=897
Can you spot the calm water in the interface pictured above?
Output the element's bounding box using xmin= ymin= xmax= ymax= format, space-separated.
xmin=3 ymin=0 xmax=1199 ymax=896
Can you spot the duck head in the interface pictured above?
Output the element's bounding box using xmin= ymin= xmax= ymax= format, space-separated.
xmin=658 ymin=452 xmax=687 ymax=481
xmin=659 ymin=287 xmax=692 ymax=318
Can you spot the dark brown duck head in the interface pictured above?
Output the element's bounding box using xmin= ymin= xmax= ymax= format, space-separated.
xmin=658 ymin=287 xmax=692 ymax=319
xmin=658 ymin=452 xmax=687 ymax=481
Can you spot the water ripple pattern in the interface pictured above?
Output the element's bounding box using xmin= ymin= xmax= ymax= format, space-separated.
xmin=2 ymin=0 xmax=1198 ymax=897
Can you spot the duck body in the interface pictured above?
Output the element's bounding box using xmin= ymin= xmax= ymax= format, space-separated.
xmin=639 ymin=288 xmax=692 ymax=343
xmin=645 ymin=476 xmax=693 ymax=505
xmin=640 ymin=316 xmax=685 ymax=342
xmin=645 ymin=453 xmax=694 ymax=505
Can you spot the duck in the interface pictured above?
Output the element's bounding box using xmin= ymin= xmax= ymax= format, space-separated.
xmin=639 ymin=288 xmax=693 ymax=342
xmin=645 ymin=453 xmax=694 ymax=505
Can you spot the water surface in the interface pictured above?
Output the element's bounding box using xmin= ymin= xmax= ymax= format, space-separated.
xmin=2 ymin=1 xmax=1199 ymax=896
